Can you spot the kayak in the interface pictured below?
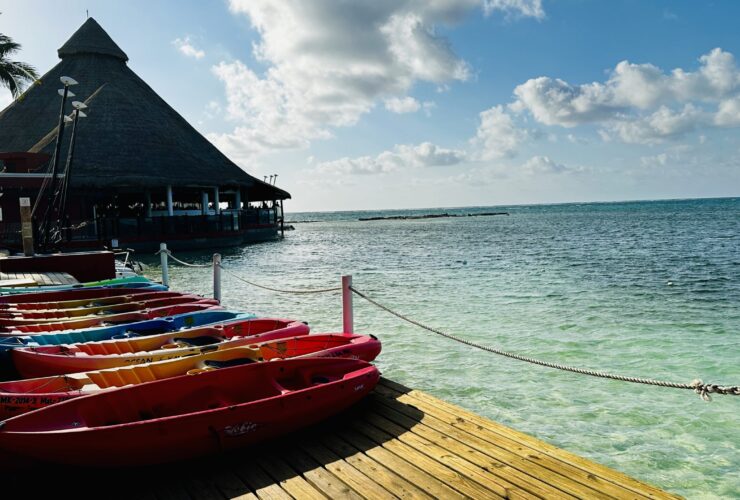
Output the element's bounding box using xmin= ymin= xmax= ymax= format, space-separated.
xmin=0 ymin=290 xmax=193 ymax=311
xmin=0 ymin=281 xmax=166 ymax=299
xmin=0 ymin=357 xmax=379 ymax=466
xmin=0 ymin=276 xmax=156 ymax=295
xmin=1 ymin=302 xmax=221 ymax=334
xmin=0 ymin=309 xmax=255 ymax=356
xmin=0 ymin=295 xmax=218 ymax=326
xmin=12 ymin=318 xmax=309 ymax=377
xmin=1 ymin=333 xmax=380 ymax=417
xmin=0 ymin=285 xmax=169 ymax=306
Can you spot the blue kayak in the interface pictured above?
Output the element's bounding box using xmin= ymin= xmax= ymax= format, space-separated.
xmin=0 ymin=277 xmax=165 ymax=295
xmin=0 ymin=309 xmax=255 ymax=354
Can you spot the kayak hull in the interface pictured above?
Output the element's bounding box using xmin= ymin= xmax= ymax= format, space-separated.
xmin=12 ymin=318 xmax=309 ymax=377
xmin=0 ymin=358 xmax=379 ymax=466
xmin=1 ymin=333 xmax=380 ymax=418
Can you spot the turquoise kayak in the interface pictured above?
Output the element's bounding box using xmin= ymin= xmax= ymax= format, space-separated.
xmin=0 ymin=276 xmax=163 ymax=295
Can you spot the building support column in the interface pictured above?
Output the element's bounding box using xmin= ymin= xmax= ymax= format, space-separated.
xmin=235 ymin=189 xmax=242 ymax=211
xmin=213 ymin=186 xmax=220 ymax=214
xmin=145 ymin=190 xmax=152 ymax=217
xmin=201 ymin=191 xmax=209 ymax=215
xmin=166 ymin=185 xmax=174 ymax=216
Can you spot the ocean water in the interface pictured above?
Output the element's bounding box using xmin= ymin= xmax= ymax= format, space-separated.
xmin=143 ymin=197 xmax=739 ymax=498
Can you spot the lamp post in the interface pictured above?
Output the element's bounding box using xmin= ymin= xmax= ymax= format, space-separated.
xmin=39 ymin=75 xmax=78 ymax=251
xmin=57 ymin=101 xmax=88 ymax=230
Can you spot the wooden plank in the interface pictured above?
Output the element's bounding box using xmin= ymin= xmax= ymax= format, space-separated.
xmin=350 ymin=418 xmax=506 ymax=499
xmin=209 ymin=468 xmax=259 ymax=500
xmin=362 ymin=412 xmax=533 ymax=499
xmin=314 ymin=433 xmax=433 ymax=499
xmin=369 ymin=401 xmax=574 ymax=500
xmin=375 ymin=384 xmax=645 ymax=499
xmin=334 ymin=429 xmax=465 ymax=499
xmin=279 ymin=447 xmax=364 ymax=499
xmin=233 ymin=459 xmax=292 ymax=500
xmin=298 ymin=439 xmax=397 ymax=499
xmin=258 ymin=453 xmax=328 ymax=500
xmin=380 ymin=379 xmax=677 ymax=499
xmin=372 ymin=388 xmax=614 ymax=499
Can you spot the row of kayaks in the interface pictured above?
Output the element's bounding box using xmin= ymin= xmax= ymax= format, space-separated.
xmin=0 ymin=277 xmax=381 ymax=466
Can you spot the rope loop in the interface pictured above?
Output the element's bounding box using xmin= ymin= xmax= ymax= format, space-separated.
xmin=153 ymin=248 xmax=211 ymax=268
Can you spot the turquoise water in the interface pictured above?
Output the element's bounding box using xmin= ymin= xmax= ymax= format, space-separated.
xmin=144 ymin=197 xmax=739 ymax=498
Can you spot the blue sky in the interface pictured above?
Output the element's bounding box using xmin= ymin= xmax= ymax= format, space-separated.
xmin=1 ymin=0 xmax=739 ymax=211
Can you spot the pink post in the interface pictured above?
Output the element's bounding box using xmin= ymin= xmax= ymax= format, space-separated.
xmin=342 ymin=275 xmax=353 ymax=334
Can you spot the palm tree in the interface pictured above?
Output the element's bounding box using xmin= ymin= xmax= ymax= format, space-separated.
xmin=0 ymin=32 xmax=39 ymax=99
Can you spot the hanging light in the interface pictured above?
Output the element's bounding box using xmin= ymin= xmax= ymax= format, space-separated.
xmin=60 ymin=76 xmax=78 ymax=86
xmin=58 ymin=89 xmax=76 ymax=98
xmin=72 ymin=101 xmax=88 ymax=110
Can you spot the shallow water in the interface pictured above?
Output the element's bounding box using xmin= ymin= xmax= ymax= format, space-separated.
xmin=143 ymin=197 xmax=739 ymax=498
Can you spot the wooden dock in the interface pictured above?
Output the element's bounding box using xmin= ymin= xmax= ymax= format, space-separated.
xmin=32 ymin=377 xmax=677 ymax=499
xmin=0 ymin=270 xmax=78 ymax=287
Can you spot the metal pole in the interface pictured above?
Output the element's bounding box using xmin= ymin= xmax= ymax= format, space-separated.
xmin=213 ymin=253 xmax=222 ymax=303
xmin=342 ymin=275 xmax=353 ymax=334
xmin=159 ymin=242 xmax=170 ymax=288
xmin=166 ymin=185 xmax=174 ymax=216
xmin=19 ymin=197 xmax=34 ymax=256
xmin=57 ymin=109 xmax=80 ymax=229
xmin=40 ymin=85 xmax=70 ymax=250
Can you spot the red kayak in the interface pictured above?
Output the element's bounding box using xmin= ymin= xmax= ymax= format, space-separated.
xmin=0 ymin=286 xmax=166 ymax=306
xmin=1 ymin=302 xmax=221 ymax=335
xmin=0 ymin=295 xmax=217 ymax=325
xmin=0 ymin=333 xmax=380 ymax=418
xmin=12 ymin=318 xmax=310 ymax=377
xmin=0 ymin=291 xmax=189 ymax=311
xmin=0 ymin=358 xmax=379 ymax=466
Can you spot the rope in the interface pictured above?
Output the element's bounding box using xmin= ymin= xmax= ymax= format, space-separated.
xmin=350 ymin=286 xmax=740 ymax=401
xmin=218 ymin=264 xmax=341 ymax=295
xmin=154 ymin=248 xmax=211 ymax=268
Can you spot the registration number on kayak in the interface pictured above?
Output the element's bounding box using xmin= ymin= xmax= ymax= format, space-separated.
xmin=223 ymin=421 xmax=259 ymax=437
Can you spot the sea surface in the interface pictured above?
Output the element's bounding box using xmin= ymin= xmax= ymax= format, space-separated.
xmin=143 ymin=197 xmax=739 ymax=498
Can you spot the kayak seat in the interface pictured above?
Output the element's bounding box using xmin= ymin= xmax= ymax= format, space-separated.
xmin=204 ymin=357 xmax=255 ymax=369
xmin=173 ymin=335 xmax=222 ymax=347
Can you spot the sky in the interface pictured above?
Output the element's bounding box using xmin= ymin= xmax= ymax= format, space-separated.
xmin=1 ymin=0 xmax=739 ymax=211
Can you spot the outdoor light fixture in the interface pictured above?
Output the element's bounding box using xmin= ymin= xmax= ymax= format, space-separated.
xmin=60 ymin=76 xmax=78 ymax=86
xmin=58 ymin=89 xmax=76 ymax=98
xmin=72 ymin=101 xmax=88 ymax=110
xmin=63 ymin=116 xmax=73 ymax=123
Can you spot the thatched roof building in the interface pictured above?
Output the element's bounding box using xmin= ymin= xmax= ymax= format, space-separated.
xmin=0 ymin=17 xmax=288 ymax=200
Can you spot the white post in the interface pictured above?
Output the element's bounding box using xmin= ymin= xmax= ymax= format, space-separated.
xmin=342 ymin=275 xmax=353 ymax=334
xmin=213 ymin=187 xmax=220 ymax=214
xmin=213 ymin=253 xmax=222 ymax=303
xmin=201 ymin=191 xmax=209 ymax=215
xmin=166 ymin=185 xmax=174 ymax=216
xmin=159 ymin=242 xmax=170 ymax=288
xmin=235 ymin=189 xmax=242 ymax=210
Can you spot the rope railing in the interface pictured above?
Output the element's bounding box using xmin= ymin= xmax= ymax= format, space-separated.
xmin=154 ymin=248 xmax=211 ymax=268
xmin=152 ymin=244 xmax=738 ymax=400
xmin=349 ymin=286 xmax=740 ymax=401
xmin=218 ymin=264 xmax=342 ymax=295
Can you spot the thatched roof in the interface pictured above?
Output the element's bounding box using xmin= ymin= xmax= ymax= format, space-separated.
xmin=0 ymin=18 xmax=290 ymax=200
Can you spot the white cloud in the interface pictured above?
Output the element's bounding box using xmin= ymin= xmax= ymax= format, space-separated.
xmin=385 ymin=96 xmax=421 ymax=114
xmin=471 ymin=105 xmax=528 ymax=159
xmin=511 ymin=48 xmax=740 ymax=143
xmin=521 ymin=155 xmax=568 ymax=174
xmin=483 ymin=0 xmax=544 ymax=19
xmin=316 ymin=142 xmax=467 ymax=175
xmin=172 ymin=36 xmax=205 ymax=59
xmin=211 ymin=0 xmax=544 ymax=159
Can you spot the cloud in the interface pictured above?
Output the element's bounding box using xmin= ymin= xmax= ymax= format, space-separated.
xmin=211 ymin=0 xmax=544 ymax=159
xmin=172 ymin=36 xmax=205 ymax=59
xmin=315 ymin=142 xmax=467 ymax=175
xmin=483 ymin=0 xmax=544 ymax=19
xmin=471 ymin=105 xmax=529 ymax=159
xmin=0 ymin=91 xmax=12 ymax=110
xmin=385 ymin=96 xmax=421 ymax=113
xmin=511 ymin=48 xmax=740 ymax=143
xmin=521 ymin=155 xmax=568 ymax=174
